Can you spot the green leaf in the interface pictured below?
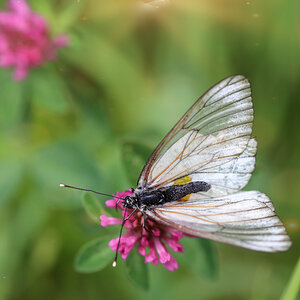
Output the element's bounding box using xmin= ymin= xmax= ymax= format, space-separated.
xmin=125 ymin=247 xmax=149 ymax=291
xmin=280 ymin=257 xmax=300 ymax=300
xmin=74 ymin=236 xmax=113 ymax=273
xmin=0 ymin=160 xmax=23 ymax=208
xmin=177 ymin=237 xmax=218 ymax=279
xmin=82 ymin=192 xmax=111 ymax=222
xmin=121 ymin=140 xmax=152 ymax=186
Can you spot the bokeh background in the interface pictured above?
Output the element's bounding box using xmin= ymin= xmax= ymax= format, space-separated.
xmin=0 ymin=0 xmax=299 ymax=299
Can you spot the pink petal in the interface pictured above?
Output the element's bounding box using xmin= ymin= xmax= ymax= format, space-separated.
xmin=164 ymin=236 xmax=184 ymax=253
xmin=0 ymin=37 xmax=9 ymax=52
xmin=165 ymin=227 xmax=183 ymax=239
xmin=7 ymin=0 xmax=30 ymax=15
xmin=119 ymin=232 xmax=140 ymax=259
xmin=0 ymin=53 xmax=15 ymax=66
xmin=151 ymin=227 xmax=161 ymax=236
xmin=138 ymin=244 xmax=146 ymax=256
xmin=116 ymin=190 xmax=134 ymax=198
xmin=137 ymin=236 xmax=150 ymax=256
xmin=108 ymin=231 xmax=140 ymax=260
xmin=122 ymin=232 xmax=140 ymax=247
xmin=145 ymin=245 xmax=159 ymax=266
xmin=100 ymin=215 xmax=122 ymax=227
xmin=108 ymin=237 xmax=119 ymax=250
xmin=105 ymin=199 xmax=121 ymax=209
xmin=162 ymin=255 xmax=178 ymax=272
xmin=30 ymin=14 xmax=48 ymax=33
xmin=120 ymin=243 xmax=136 ymax=259
xmin=153 ymin=238 xmax=171 ymax=264
xmin=140 ymin=236 xmax=149 ymax=248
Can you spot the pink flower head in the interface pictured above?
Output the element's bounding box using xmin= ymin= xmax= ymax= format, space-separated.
xmin=100 ymin=190 xmax=184 ymax=272
xmin=0 ymin=0 xmax=69 ymax=80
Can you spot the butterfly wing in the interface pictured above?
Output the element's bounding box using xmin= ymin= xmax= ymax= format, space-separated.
xmin=146 ymin=191 xmax=291 ymax=252
xmin=137 ymin=75 xmax=255 ymax=197
xmin=138 ymin=75 xmax=291 ymax=251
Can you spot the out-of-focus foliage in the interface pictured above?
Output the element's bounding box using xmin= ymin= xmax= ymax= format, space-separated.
xmin=75 ymin=235 xmax=113 ymax=273
xmin=0 ymin=0 xmax=299 ymax=299
xmin=280 ymin=257 xmax=300 ymax=300
xmin=125 ymin=245 xmax=149 ymax=290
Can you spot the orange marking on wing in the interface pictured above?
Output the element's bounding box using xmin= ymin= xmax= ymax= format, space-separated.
xmin=174 ymin=175 xmax=192 ymax=185
xmin=177 ymin=194 xmax=191 ymax=202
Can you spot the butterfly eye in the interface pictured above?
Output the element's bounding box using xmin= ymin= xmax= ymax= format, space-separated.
xmin=123 ymin=196 xmax=136 ymax=209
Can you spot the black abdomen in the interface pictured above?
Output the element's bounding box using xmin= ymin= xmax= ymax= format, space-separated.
xmin=138 ymin=181 xmax=210 ymax=207
xmin=164 ymin=181 xmax=211 ymax=202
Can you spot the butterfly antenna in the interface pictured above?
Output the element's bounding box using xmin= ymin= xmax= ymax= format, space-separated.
xmin=112 ymin=208 xmax=137 ymax=267
xmin=59 ymin=184 xmax=125 ymax=200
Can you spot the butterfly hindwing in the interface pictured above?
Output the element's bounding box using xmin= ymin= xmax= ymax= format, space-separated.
xmin=146 ymin=191 xmax=291 ymax=252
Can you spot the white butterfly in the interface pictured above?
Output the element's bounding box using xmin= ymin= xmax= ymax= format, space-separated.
xmin=123 ymin=74 xmax=291 ymax=252
xmin=62 ymin=75 xmax=292 ymax=253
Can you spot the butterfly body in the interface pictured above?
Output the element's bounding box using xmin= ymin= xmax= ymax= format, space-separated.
xmin=124 ymin=181 xmax=211 ymax=210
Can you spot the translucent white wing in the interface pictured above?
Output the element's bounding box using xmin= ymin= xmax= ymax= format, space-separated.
xmin=146 ymin=191 xmax=291 ymax=252
xmin=137 ymin=75 xmax=254 ymax=197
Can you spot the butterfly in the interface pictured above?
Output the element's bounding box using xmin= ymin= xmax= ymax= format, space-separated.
xmin=62 ymin=75 xmax=291 ymax=256
xmin=122 ymin=74 xmax=291 ymax=253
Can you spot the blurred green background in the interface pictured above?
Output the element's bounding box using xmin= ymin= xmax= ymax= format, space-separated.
xmin=0 ymin=0 xmax=299 ymax=299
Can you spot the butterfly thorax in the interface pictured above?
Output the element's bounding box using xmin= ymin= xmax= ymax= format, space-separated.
xmin=123 ymin=181 xmax=211 ymax=210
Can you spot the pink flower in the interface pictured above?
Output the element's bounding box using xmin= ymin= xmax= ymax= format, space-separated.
xmin=100 ymin=190 xmax=184 ymax=271
xmin=0 ymin=0 xmax=68 ymax=81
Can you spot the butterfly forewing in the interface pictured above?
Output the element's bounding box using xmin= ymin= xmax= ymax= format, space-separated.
xmin=138 ymin=75 xmax=254 ymax=197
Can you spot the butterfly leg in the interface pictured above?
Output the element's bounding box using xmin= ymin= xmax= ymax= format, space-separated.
xmin=142 ymin=213 xmax=151 ymax=234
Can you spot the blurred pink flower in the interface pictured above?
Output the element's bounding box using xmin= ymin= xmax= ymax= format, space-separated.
xmin=0 ymin=0 xmax=68 ymax=81
xmin=100 ymin=190 xmax=184 ymax=272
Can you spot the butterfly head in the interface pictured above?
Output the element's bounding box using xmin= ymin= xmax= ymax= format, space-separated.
xmin=123 ymin=195 xmax=138 ymax=209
